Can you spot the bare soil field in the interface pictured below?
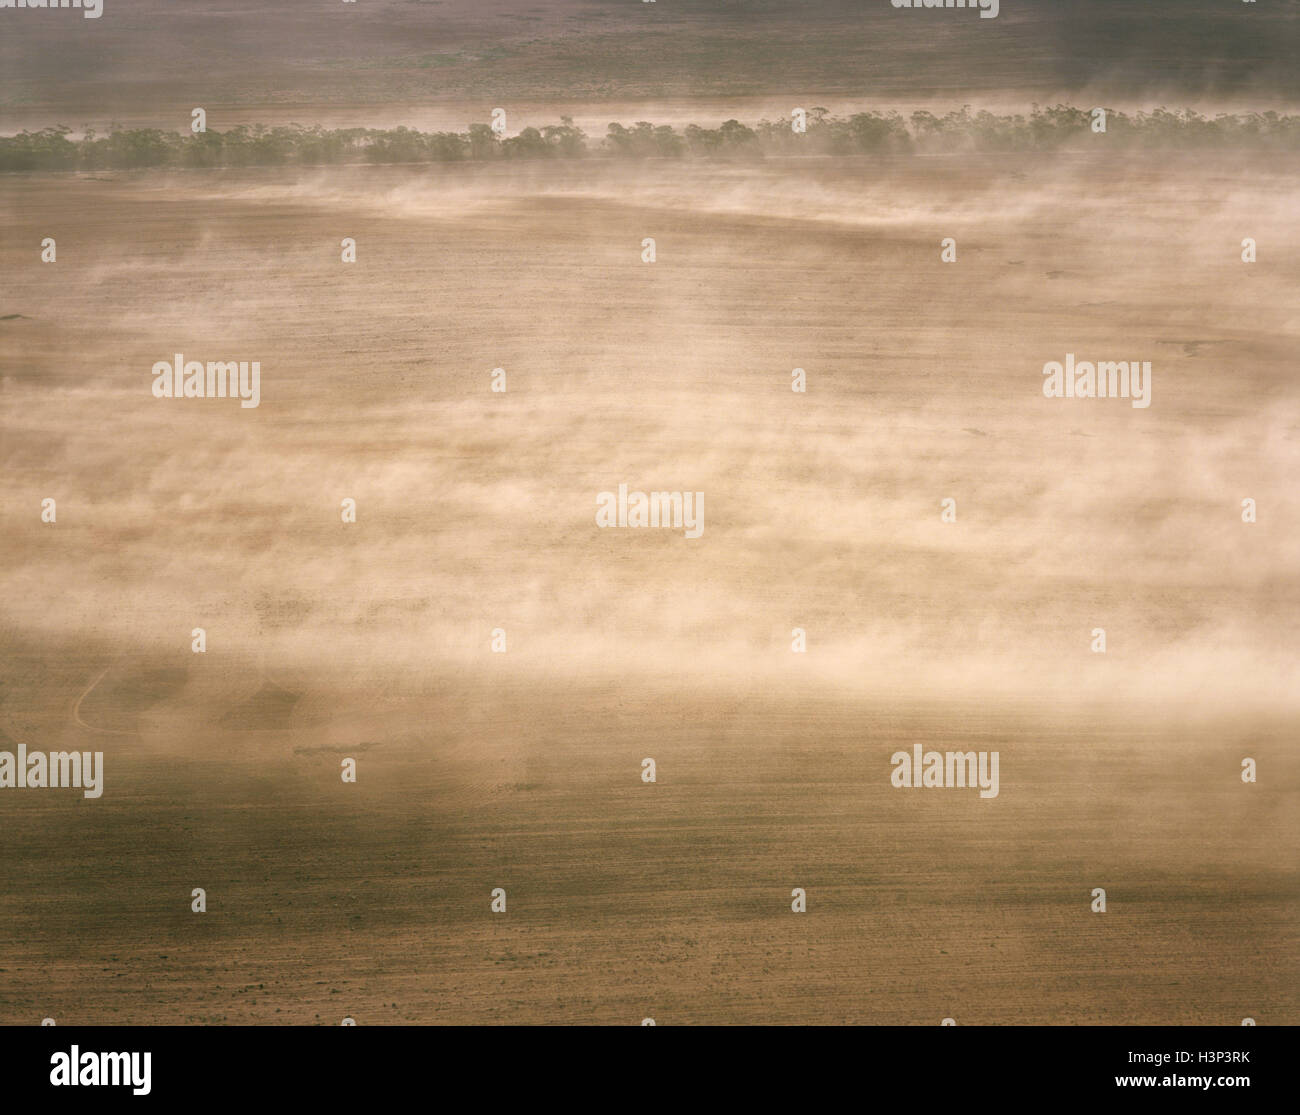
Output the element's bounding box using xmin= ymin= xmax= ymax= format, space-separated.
xmin=0 ymin=668 xmax=1293 ymax=1025
xmin=1 ymin=151 xmax=1296 ymax=1023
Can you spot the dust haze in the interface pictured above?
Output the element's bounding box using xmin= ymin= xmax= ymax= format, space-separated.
xmin=0 ymin=0 xmax=1296 ymax=1025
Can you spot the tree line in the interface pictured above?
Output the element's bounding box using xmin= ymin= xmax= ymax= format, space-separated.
xmin=2 ymin=107 xmax=1296 ymax=171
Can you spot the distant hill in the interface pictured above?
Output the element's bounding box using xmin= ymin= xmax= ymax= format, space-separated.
xmin=1 ymin=0 xmax=1296 ymax=119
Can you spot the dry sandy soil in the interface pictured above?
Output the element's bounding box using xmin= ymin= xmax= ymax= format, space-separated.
xmin=0 ymin=150 xmax=1296 ymax=1023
